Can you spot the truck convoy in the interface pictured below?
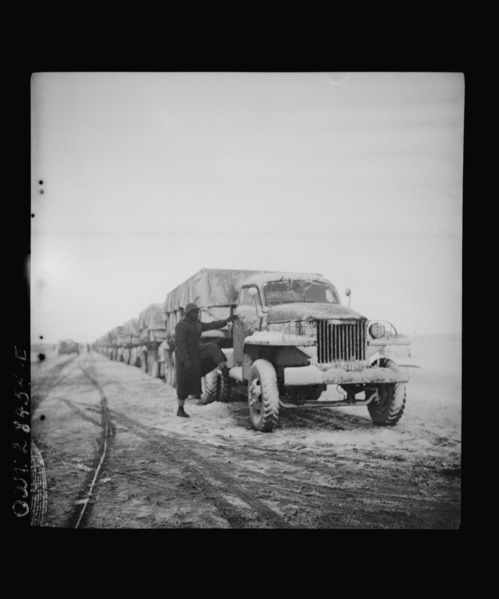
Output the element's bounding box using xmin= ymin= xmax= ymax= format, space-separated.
xmin=94 ymin=268 xmax=413 ymax=432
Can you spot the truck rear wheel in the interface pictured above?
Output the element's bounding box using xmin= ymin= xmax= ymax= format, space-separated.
xmin=218 ymin=371 xmax=232 ymax=402
xmin=201 ymin=369 xmax=219 ymax=404
xmin=248 ymin=360 xmax=280 ymax=432
xmin=367 ymin=359 xmax=406 ymax=425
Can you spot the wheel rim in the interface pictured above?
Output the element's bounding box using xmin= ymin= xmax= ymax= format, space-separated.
xmin=248 ymin=377 xmax=263 ymax=416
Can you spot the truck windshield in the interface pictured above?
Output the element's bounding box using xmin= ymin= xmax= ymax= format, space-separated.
xmin=263 ymin=280 xmax=339 ymax=305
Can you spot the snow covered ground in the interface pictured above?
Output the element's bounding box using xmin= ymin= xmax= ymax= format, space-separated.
xmin=128 ymin=332 xmax=462 ymax=467
xmin=30 ymin=332 xmax=461 ymax=528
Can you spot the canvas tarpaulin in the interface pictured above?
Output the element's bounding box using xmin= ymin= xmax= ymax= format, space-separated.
xmin=138 ymin=303 xmax=166 ymax=331
xmin=95 ymin=332 xmax=111 ymax=347
xmin=163 ymin=269 xmax=278 ymax=339
xmin=115 ymin=324 xmax=130 ymax=346
xmin=138 ymin=303 xmax=167 ymax=343
xmin=164 ymin=269 xmax=274 ymax=315
xmin=109 ymin=326 xmax=124 ymax=345
xmin=122 ymin=318 xmax=140 ymax=345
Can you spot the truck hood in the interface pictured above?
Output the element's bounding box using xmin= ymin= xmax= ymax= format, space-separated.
xmin=267 ymin=302 xmax=366 ymax=323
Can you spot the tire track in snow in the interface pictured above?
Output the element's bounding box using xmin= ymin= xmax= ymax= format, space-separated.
xmin=63 ymin=360 xmax=116 ymax=528
xmin=31 ymin=356 xmax=81 ymax=412
xmin=280 ymin=405 xmax=374 ymax=430
xmin=109 ymin=410 xmax=293 ymax=528
xmin=57 ymin=398 xmax=103 ymax=428
xmin=77 ymin=354 xmax=449 ymax=529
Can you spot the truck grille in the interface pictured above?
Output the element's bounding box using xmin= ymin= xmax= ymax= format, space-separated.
xmin=317 ymin=320 xmax=367 ymax=364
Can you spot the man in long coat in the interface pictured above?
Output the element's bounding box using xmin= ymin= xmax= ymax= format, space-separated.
xmin=174 ymin=303 xmax=233 ymax=417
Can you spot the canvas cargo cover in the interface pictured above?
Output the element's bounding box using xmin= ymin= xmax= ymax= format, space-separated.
xmin=164 ymin=268 xmax=275 ymax=314
xmin=97 ymin=332 xmax=113 ymax=346
xmin=138 ymin=303 xmax=166 ymax=343
xmin=138 ymin=303 xmax=166 ymax=332
xmin=109 ymin=326 xmax=124 ymax=344
xmin=116 ymin=332 xmax=130 ymax=345
xmin=122 ymin=318 xmax=140 ymax=344
xmin=123 ymin=318 xmax=139 ymax=335
xmin=114 ymin=324 xmax=130 ymax=346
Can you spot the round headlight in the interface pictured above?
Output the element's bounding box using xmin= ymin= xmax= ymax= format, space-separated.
xmin=369 ymin=322 xmax=386 ymax=339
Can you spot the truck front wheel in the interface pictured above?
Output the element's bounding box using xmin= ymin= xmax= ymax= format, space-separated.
xmin=367 ymin=359 xmax=406 ymax=425
xmin=248 ymin=359 xmax=280 ymax=432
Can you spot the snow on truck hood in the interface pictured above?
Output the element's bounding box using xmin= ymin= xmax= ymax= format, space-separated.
xmin=267 ymin=302 xmax=366 ymax=323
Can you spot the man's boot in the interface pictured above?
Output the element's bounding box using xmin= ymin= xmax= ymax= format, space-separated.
xmin=177 ymin=406 xmax=190 ymax=418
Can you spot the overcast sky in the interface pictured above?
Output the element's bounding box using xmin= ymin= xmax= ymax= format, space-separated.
xmin=30 ymin=72 xmax=464 ymax=344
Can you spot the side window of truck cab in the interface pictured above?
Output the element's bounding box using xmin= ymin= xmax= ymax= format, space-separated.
xmin=239 ymin=286 xmax=262 ymax=307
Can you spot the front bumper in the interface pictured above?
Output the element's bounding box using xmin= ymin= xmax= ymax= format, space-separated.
xmin=283 ymin=364 xmax=410 ymax=386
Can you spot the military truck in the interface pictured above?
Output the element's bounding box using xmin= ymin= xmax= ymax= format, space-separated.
xmin=57 ymin=339 xmax=80 ymax=355
xmin=118 ymin=318 xmax=140 ymax=366
xmin=164 ymin=268 xmax=414 ymax=432
xmin=107 ymin=326 xmax=124 ymax=361
xmin=137 ymin=303 xmax=167 ymax=378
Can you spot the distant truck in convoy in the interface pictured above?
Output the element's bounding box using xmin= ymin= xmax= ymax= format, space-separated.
xmin=118 ymin=318 xmax=140 ymax=366
xmin=163 ymin=268 xmax=414 ymax=432
xmin=137 ymin=303 xmax=167 ymax=378
xmin=103 ymin=326 xmax=124 ymax=361
xmin=58 ymin=339 xmax=80 ymax=355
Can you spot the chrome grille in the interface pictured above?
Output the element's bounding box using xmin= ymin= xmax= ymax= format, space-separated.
xmin=317 ymin=320 xmax=367 ymax=364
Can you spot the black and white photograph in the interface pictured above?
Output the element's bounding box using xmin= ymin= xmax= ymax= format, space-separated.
xmin=27 ymin=72 xmax=463 ymax=529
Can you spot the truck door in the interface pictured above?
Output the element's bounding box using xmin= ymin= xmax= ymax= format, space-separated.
xmin=233 ymin=285 xmax=264 ymax=364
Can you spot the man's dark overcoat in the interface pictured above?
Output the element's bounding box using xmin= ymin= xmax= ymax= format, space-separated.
xmin=174 ymin=316 xmax=228 ymax=398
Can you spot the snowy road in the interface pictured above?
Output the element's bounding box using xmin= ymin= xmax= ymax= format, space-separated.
xmin=30 ymin=334 xmax=461 ymax=529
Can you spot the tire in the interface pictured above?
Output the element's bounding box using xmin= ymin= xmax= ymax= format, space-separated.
xmin=367 ymin=358 xmax=406 ymax=425
xmin=201 ymin=369 xmax=219 ymax=404
xmin=247 ymin=359 xmax=280 ymax=432
xmin=218 ymin=372 xmax=232 ymax=403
